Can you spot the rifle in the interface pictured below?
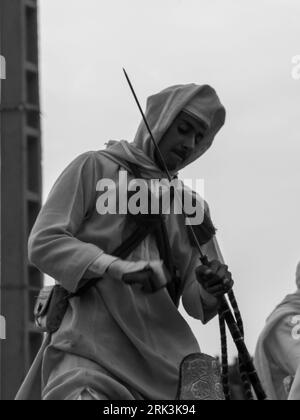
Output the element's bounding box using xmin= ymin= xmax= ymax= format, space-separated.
xmin=123 ymin=69 xmax=266 ymax=400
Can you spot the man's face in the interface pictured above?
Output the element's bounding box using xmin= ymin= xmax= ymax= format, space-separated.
xmin=154 ymin=111 xmax=208 ymax=171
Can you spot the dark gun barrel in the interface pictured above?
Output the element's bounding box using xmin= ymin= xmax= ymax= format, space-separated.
xmin=123 ymin=68 xmax=266 ymax=400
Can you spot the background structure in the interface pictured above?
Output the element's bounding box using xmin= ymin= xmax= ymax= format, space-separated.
xmin=0 ymin=0 xmax=42 ymax=400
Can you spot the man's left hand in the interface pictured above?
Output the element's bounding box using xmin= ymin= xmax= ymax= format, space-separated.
xmin=195 ymin=260 xmax=234 ymax=299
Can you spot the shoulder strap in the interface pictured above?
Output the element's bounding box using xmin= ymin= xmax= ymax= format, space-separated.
xmin=73 ymin=162 xmax=181 ymax=304
xmin=125 ymin=162 xmax=182 ymax=306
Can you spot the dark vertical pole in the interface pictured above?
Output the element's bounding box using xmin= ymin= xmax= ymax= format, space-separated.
xmin=0 ymin=1 xmax=7 ymax=399
xmin=0 ymin=0 xmax=43 ymax=400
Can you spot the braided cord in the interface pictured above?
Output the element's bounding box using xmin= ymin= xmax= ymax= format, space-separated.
xmin=218 ymin=310 xmax=231 ymax=400
xmin=228 ymin=291 xmax=244 ymax=336
xmin=228 ymin=291 xmax=254 ymax=400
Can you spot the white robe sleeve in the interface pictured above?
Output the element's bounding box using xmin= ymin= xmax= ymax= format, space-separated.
xmin=267 ymin=315 xmax=300 ymax=400
xmin=28 ymin=152 xmax=105 ymax=292
xmin=168 ymin=202 xmax=223 ymax=323
xmin=181 ymin=235 xmax=224 ymax=324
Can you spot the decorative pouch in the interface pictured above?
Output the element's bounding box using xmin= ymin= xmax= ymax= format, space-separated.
xmin=34 ymin=285 xmax=70 ymax=334
xmin=177 ymin=353 xmax=224 ymax=400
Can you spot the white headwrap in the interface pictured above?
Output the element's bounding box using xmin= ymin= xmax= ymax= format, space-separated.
xmin=101 ymin=84 xmax=226 ymax=179
xmin=182 ymin=95 xmax=212 ymax=128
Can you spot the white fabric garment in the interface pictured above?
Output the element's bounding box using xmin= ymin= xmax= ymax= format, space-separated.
xmin=254 ymin=290 xmax=300 ymax=400
xmin=20 ymin=83 xmax=226 ymax=400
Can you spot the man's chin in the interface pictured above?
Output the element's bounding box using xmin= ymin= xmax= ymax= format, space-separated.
xmin=154 ymin=153 xmax=181 ymax=172
xmin=164 ymin=158 xmax=178 ymax=171
xmin=166 ymin=160 xmax=182 ymax=172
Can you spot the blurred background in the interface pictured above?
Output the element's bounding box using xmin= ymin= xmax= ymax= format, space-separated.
xmin=0 ymin=0 xmax=300 ymax=400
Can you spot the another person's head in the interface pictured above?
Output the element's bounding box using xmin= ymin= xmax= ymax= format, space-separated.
xmin=296 ymin=261 xmax=300 ymax=290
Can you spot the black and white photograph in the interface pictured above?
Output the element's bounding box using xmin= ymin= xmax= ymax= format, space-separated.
xmin=0 ymin=0 xmax=300 ymax=403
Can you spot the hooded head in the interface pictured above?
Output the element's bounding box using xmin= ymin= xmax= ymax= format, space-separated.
xmin=296 ymin=262 xmax=300 ymax=289
xmin=133 ymin=84 xmax=226 ymax=173
xmin=103 ymin=83 xmax=226 ymax=178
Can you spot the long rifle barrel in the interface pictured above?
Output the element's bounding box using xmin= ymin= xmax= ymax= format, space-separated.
xmin=123 ymin=69 xmax=266 ymax=400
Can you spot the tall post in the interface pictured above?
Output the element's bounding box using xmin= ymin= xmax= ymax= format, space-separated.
xmin=0 ymin=0 xmax=42 ymax=400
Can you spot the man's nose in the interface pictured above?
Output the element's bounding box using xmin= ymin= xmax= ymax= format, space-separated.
xmin=182 ymin=134 xmax=196 ymax=151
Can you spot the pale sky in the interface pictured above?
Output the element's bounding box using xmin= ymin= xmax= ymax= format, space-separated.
xmin=39 ymin=0 xmax=300 ymax=359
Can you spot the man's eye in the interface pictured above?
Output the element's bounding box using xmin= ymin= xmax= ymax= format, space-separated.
xmin=196 ymin=134 xmax=204 ymax=144
xmin=178 ymin=125 xmax=189 ymax=134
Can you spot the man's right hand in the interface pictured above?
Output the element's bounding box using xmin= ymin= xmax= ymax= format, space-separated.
xmin=107 ymin=259 xmax=169 ymax=293
xmin=107 ymin=259 xmax=150 ymax=281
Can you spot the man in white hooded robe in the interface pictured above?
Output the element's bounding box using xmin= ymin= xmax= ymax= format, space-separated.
xmin=255 ymin=262 xmax=300 ymax=400
xmin=19 ymin=83 xmax=233 ymax=400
